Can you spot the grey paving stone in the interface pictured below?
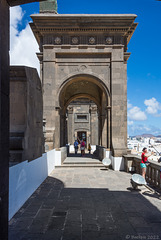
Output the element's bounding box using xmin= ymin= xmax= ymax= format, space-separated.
xmin=29 ymin=209 xmax=52 ymax=234
xmin=9 ymin=168 xmax=161 ymax=240
xmin=41 ymin=198 xmax=57 ymax=209
xmin=9 ymin=230 xmax=26 ymax=240
xmin=47 ymin=216 xmax=66 ymax=230
xmin=43 ymin=230 xmax=63 ymax=240
xmin=82 ymin=230 xmax=100 ymax=240
xmin=21 ymin=233 xmax=44 ymax=240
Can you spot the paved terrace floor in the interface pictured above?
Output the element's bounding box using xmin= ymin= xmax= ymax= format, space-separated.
xmin=9 ymin=167 xmax=161 ymax=240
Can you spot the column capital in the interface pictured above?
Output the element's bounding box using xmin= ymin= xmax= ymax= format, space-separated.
xmin=90 ymin=106 xmax=97 ymax=113
xmin=67 ymin=106 xmax=73 ymax=114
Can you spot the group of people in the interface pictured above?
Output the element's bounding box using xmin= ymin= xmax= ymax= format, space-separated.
xmin=74 ymin=139 xmax=91 ymax=156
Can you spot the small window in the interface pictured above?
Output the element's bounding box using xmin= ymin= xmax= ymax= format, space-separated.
xmin=77 ymin=115 xmax=87 ymax=120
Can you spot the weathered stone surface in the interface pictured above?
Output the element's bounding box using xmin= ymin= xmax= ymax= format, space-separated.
xmin=40 ymin=0 xmax=57 ymax=14
xmin=10 ymin=66 xmax=44 ymax=162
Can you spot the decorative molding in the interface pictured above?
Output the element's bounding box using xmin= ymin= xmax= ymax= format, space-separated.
xmin=89 ymin=37 xmax=96 ymax=44
xmin=72 ymin=37 xmax=79 ymax=44
xmin=67 ymin=107 xmax=73 ymax=113
xmin=54 ymin=37 xmax=61 ymax=44
xmin=39 ymin=28 xmax=128 ymax=33
xmin=90 ymin=106 xmax=97 ymax=113
xmin=106 ymin=37 xmax=113 ymax=44
xmin=79 ymin=65 xmax=87 ymax=71
xmin=42 ymin=35 xmax=123 ymax=46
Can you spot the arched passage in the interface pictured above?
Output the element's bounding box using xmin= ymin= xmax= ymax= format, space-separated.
xmin=57 ymin=74 xmax=111 ymax=149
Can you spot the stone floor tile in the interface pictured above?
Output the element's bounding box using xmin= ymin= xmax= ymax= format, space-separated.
xmin=9 ymin=168 xmax=161 ymax=240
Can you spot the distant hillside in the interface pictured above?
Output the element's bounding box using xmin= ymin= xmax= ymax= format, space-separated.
xmin=134 ymin=134 xmax=155 ymax=138
xmin=130 ymin=133 xmax=161 ymax=138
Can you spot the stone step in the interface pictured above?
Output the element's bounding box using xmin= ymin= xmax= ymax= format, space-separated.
xmin=63 ymin=161 xmax=102 ymax=165
xmin=55 ymin=164 xmax=106 ymax=168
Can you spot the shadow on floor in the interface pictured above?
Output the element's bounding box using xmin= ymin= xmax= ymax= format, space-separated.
xmin=9 ymin=175 xmax=161 ymax=240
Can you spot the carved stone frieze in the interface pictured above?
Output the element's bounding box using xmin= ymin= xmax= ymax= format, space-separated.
xmin=42 ymin=34 xmax=123 ymax=45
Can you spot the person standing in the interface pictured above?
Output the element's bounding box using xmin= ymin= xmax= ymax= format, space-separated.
xmin=88 ymin=143 xmax=91 ymax=154
xmin=80 ymin=139 xmax=85 ymax=157
xmin=141 ymin=148 xmax=153 ymax=179
xmin=74 ymin=139 xmax=79 ymax=154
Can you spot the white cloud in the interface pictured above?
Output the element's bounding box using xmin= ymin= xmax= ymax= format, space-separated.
xmin=10 ymin=6 xmax=40 ymax=74
xmin=144 ymin=97 xmax=161 ymax=115
xmin=128 ymin=106 xmax=147 ymax=121
xmin=128 ymin=120 xmax=134 ymax=126
xmin=127 ymin=100 xmax=132 ymax=109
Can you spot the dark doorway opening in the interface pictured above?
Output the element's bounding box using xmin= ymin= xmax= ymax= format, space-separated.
xmin=77 ymin=131 xmax=87 ymax=143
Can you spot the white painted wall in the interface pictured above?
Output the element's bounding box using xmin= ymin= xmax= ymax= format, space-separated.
xmin=9 ymin=149 xmax=55 ymax=220
xmin=110 ymin=155 xmax=124 ymax=171
xmin=55 ymin=150 xmax=62 ymax=166
xmin=91 ymin=145 xmax=96 ymax=153
xmin=105 ymin=150 xmax=111 ymax=158
xmin=69 ymin=145 xmax=75 ymax=152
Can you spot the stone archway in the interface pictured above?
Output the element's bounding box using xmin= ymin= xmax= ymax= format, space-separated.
xmin=57 ymin=74 xmax=110 ymax=149
xmin=31 ymin=13 xmax=137 ymax=160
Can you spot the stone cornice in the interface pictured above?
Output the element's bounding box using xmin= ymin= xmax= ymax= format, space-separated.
xmin=30 ymin=14 xmax=138 ymax=48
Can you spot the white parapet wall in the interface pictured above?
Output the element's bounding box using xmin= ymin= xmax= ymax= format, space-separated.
xmin=91 ymin=145 xmax=96 ymax=153
xmin=9 ymin=149 xmax=56 ymax=220
xmin=110 ymin=155 xmax=124 ymax=171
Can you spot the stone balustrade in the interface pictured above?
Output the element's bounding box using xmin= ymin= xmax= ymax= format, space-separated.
xmin=124 ymin=154 xmax=161 ymax=189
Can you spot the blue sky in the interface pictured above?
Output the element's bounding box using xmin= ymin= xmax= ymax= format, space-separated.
xmin=10 ymin=0 xmax=161 ymax=136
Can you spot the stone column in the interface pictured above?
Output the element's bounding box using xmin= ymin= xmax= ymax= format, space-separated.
xmin=60 ymin=111 xmax=67 ymax=147
xmin=64 ymin=114 xmax=68 ymax=145
xmin=111 ymin=47 xmax=127 ymax=157
xmin=98 ymin=114 xmax=102 ymax=146
xmin=54 ymin=107 xmax=61 ymax=148
xmin=67 ymin=107 xmax=73 ymax=144
xmin=90 ymin=106 xmax=98 ymax=145
xmin=107 ymin=106 xmax=111 ymax=149
xmin=101 ymin=112 xmax=108 ymax=148
xmin=42 ymin=57 xmax=56 ymax=150
xmin=0 ymin=1 xmax=9 ymax=238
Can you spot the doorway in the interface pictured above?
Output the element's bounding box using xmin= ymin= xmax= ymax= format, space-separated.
xmin=77 ymin=131 xmax=87 ymax=143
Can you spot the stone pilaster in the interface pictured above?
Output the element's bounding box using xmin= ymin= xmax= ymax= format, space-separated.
xmin=101 ymin=112 xmax=108 ymax=148
xmin=54 ymin=107 xmax=61 ymax=148
xmin=107 ymin=106 xmax=111 ymax=149
xmin=67 ymin=107 xmax=73 ymax=144
xmin=90 ymin=106 xmax=98 ymax=145
xmin=111 ymin=48 xmax=127 ymax=157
